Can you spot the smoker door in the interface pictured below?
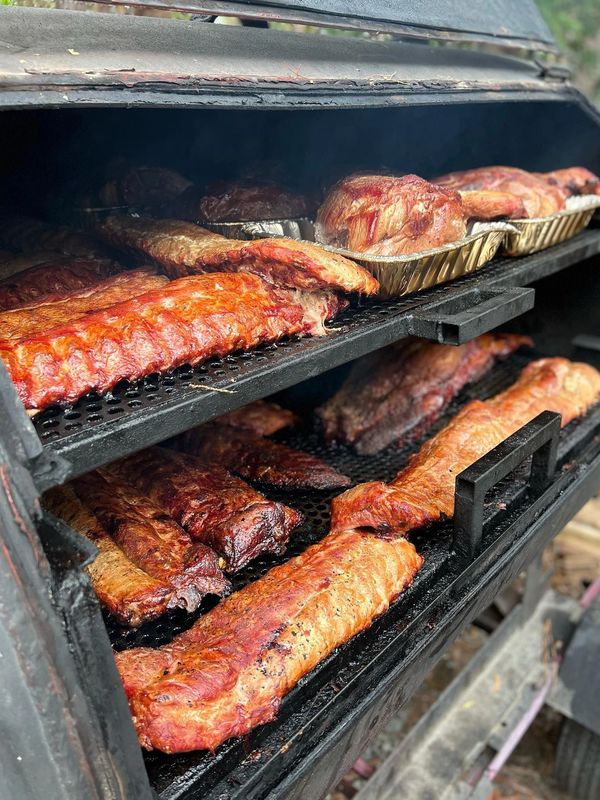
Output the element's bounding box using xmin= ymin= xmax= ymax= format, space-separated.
xmin=0 ymin=371 xmax=152 ymax=800
xmin=80 ymin=0 xmax=557 ymax=52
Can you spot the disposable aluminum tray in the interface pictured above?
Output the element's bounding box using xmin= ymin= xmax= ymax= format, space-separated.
xmin=200 ymin=216 xmax=512 ymax=299
xmin=502 ymin=194 xmax=600 ymax=256
xmin=199 ymin=217 xmax=314 ymax=240
xmin=319 ymin=222 xmax=513 ymax=298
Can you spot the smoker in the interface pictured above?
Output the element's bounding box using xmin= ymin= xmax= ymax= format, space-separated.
xmin=1 ymin=3 xmax=600 ymax=799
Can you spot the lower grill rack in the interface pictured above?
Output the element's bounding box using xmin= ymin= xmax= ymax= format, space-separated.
xmin=96 ymin=351 xmax=600 ymax=800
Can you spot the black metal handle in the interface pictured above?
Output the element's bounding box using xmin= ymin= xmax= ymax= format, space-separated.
xmin=408 ymin=286 xmax=535 ymax=345
xmin=453 ymin=410 xmax=561 ymax=565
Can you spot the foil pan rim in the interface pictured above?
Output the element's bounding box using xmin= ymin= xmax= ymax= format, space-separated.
xmin=317 ymin=221 xmax=518 ymax=265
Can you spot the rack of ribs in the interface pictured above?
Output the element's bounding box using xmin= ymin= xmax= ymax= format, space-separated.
xmin=0 ymin=268 xmax=166 ymax=343
xmin=115 ymin=527 xmax=422 ymax=752
xmin=1 ymin=272 xmax=344 ymax=411
xmin=106 ymin=447 xmax=303 ymax=572
xmin=0 ymin=257 xmax=121 ymax=311
xmin=316 ymin=333 xmax=531 ymax=454
xmin=0 ymin=215 xmax=109 ymax=258
xmin=214 ymin=399 xmax=299 ymax=436
xmin=175 ymin=423 xmax=351 ymax=490
xmin=331 ymin=358 xmax=600 ymax=535
xmin=44 ymin=471 xmax=229 ymax=627
xmin=97 ymin=214 xmax=379 ymax=294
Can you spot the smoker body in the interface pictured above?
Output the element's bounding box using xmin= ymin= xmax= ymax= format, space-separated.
xmin=1 ymin=5 xmax=600 ymax=799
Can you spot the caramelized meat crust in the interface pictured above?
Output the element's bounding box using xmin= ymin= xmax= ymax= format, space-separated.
xmin=331 ymin=358 xmax=600 ymax=535
xmin=169 ymin=180 xmax=310 ymax=222
xmin=315 ymin=174 xmax=466 ymax=256
xmin=107 ymin=447 xmax=303 ymax=571
xmin=434 ymin=166 xmax=565 ymax=218
xmin=176 ymin=424 xmax=351 ymax=490
xmin=97 ymin=214 xmax=379 ymax=294
xmin=0 ymin=257 xmax=120 ymax=311
xmin=0 ymin=268 xmax=166 ymax=343
xmin=115 ymin=529 xmax=422 ymax=752
xmin=2 ymin=272 xmax=341 ymax=411
xmin=44 ymin=477 xmax=229 ymax=627
xmin=535 ymin=167 xmax=600 ymax=197
xmin=317 ymin=333 xmax=531 ymax=455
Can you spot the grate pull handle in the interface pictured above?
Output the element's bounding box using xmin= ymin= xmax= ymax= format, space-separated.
xmin=408 ymin=286 xmax=535 ymax=345
xmin=453 ymin=410 xmax=561 ymax=565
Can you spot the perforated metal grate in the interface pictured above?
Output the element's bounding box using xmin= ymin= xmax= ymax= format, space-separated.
xmin=29 ymin=230 xmax=600 ymax=487
xmin=106 ymin=349 xmax=531 ymax=652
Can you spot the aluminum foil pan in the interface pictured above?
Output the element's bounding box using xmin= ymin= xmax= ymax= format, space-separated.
xmin=200 ymin=217 xmax=513 ymax=299
xmin=501 ymin=195 xmax=600 ymax=257
xmin=320 ymin=222 xmax=515 ymax=298
xmin=198 ymin=217 xmax=314 ymax=241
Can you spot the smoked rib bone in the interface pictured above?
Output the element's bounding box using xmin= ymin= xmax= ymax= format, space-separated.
xmin=331 ymin=358 xmax=600 ymax=535
xmin=317 ymin=333 xmax=531 ymax=454
xmin=2 ymin=272 xmax=342 ymax=411
xmin=115 ymin=529 xmax=422 ymax=752
xmin=176 ymin=424 xmax=352 ymax=490
xmin=106 ymin=447 xmax=303 ymax=571
xmin=97 ymin=214 xmax=379 ymax=294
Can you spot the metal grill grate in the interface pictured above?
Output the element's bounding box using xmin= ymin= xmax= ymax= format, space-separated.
xmin=32 ymin=229 xmax=600 ymax=487
xmin=85 ymin=348 xmax=600 ymax=800
xmin=106 ymin=349 xmax=532 ymax=654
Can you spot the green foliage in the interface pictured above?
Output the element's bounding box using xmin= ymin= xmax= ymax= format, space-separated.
xmin=537 ymin=0 xmax=600 ymax=101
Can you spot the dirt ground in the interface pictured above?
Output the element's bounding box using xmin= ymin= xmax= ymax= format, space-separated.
xmin=328 ymin=497 xmax=600 ymax=800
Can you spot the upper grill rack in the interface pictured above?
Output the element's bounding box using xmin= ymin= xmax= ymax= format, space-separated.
xmin=30 ymin=229 xmax=600 ymax=488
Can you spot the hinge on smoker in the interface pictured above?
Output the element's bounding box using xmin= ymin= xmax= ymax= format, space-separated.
xmin=535 ymin=59 xmax=571 ymax=81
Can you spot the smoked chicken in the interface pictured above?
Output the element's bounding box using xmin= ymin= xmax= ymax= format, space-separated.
xmin=434 ymin=166 xmax=565 ymax=218
xmin=317 ymin=333 xmax=531 ymax=454
xmin=331 ymin=358 xmax=600 ymax=535
xmin=115 ymin=528 xmax=422 ymax=752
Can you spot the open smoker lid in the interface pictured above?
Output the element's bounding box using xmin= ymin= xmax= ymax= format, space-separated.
xmin=88 ymin=0 xmax=557 ymax=51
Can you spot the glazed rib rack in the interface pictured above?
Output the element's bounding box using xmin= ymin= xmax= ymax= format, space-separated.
xmin=95 ymin=349 xmax=600 ymax=800
xmin=29 ymin=230 xmax=600 ymax=488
